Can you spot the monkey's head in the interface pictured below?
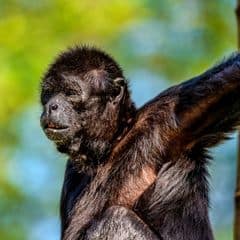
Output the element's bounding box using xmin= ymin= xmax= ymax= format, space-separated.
xmin=40 ymin=47 xmax=136 ymax=162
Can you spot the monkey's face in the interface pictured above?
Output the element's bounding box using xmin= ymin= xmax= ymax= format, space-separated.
xmin=40 ymin=72 xmax=125 ymax=151
xmin=40 ymin=77 xmax=83 ymax=144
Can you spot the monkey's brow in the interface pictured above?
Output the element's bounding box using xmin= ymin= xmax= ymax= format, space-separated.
xmin=61 ymin=81 xmax=82 ymax=93
xmin=61 ymin=74 xmax=83 ymax=89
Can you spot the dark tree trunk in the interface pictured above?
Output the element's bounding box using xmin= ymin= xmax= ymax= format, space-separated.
xmin=235 ymin=3 xmax=240 ymax=240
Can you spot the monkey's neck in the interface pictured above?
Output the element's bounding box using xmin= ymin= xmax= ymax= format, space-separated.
xmin=68 ymin=118 xmax=135 ymax=173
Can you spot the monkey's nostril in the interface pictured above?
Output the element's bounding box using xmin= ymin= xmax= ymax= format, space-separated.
xmin=50 ymin=104 xmax=58 ymax=111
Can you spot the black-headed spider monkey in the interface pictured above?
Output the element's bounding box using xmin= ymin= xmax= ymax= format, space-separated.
xmin=40 ymin=47 xmax=240 ymax=240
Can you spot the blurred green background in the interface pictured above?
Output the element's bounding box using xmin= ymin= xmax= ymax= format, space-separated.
xmin=0 ymin=0 xmax=238 ymax=239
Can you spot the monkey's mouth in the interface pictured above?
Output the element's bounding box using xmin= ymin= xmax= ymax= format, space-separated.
xmin=43 ymin=122 xmax=70 ymax=140
xmin=46 ymin=126 xmax=69 ymax=131
xmin=45 ymin=127 xmax=69 ymax=133
xmin=44 ymin=122 xmax=69 ymax=131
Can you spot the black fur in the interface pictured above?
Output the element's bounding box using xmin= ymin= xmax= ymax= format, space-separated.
xmin=40 ymin=47 xmax=240 ymax=240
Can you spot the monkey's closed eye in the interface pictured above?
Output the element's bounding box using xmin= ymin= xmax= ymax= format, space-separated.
xmin=65 ymin=89 xmax=79 ymax=96
xmin=67 ymin=95 xmax=82 ymax=104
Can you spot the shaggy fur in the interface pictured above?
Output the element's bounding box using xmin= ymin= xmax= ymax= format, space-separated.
xmin=40 ymin=47 xmax=240 ymax=240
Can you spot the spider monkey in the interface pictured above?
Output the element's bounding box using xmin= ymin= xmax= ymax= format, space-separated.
xmin=40 ymin=47 xmax=240 ymax=240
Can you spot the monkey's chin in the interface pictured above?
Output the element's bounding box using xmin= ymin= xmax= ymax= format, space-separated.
xmin=44 ymin=127 xmax=73 ymax=143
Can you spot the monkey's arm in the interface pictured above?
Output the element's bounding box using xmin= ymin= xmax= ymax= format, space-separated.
xmin=154 ymin=54 xmax=240 ymax=148
xmin=86 ymin=206 xmax=159 ymax=240
xmin=128 ymin=55 xmax=240 ymax=172
xmin=131 ymin=54 xmax=240 ymax=239
xmin=61 ymin=161 xmax=160 ymax=240
xmin=60 ymin=161 xmax=91 ymax=238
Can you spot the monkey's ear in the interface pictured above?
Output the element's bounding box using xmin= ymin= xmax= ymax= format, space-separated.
xmin=112 ymin=85 xmax=124 ymax=105
xmin=111 ymin=77 xmax=125 ymax=105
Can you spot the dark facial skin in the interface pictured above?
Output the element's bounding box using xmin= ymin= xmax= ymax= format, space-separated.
xmin=40 ymin=75 xmax=92 ymax=143
xmin=40 ymin=93 xmax=80 ymax=143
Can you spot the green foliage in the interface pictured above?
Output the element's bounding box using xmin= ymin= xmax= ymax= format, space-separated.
xmin=216 ymin=227 xmax=233 ymax=240
xmin=0 ymin=0 xmax=237 ymax=239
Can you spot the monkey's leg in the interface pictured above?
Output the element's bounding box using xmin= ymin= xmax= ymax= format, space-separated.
xmin=85 ymin=206 xmax=160 ymax=240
